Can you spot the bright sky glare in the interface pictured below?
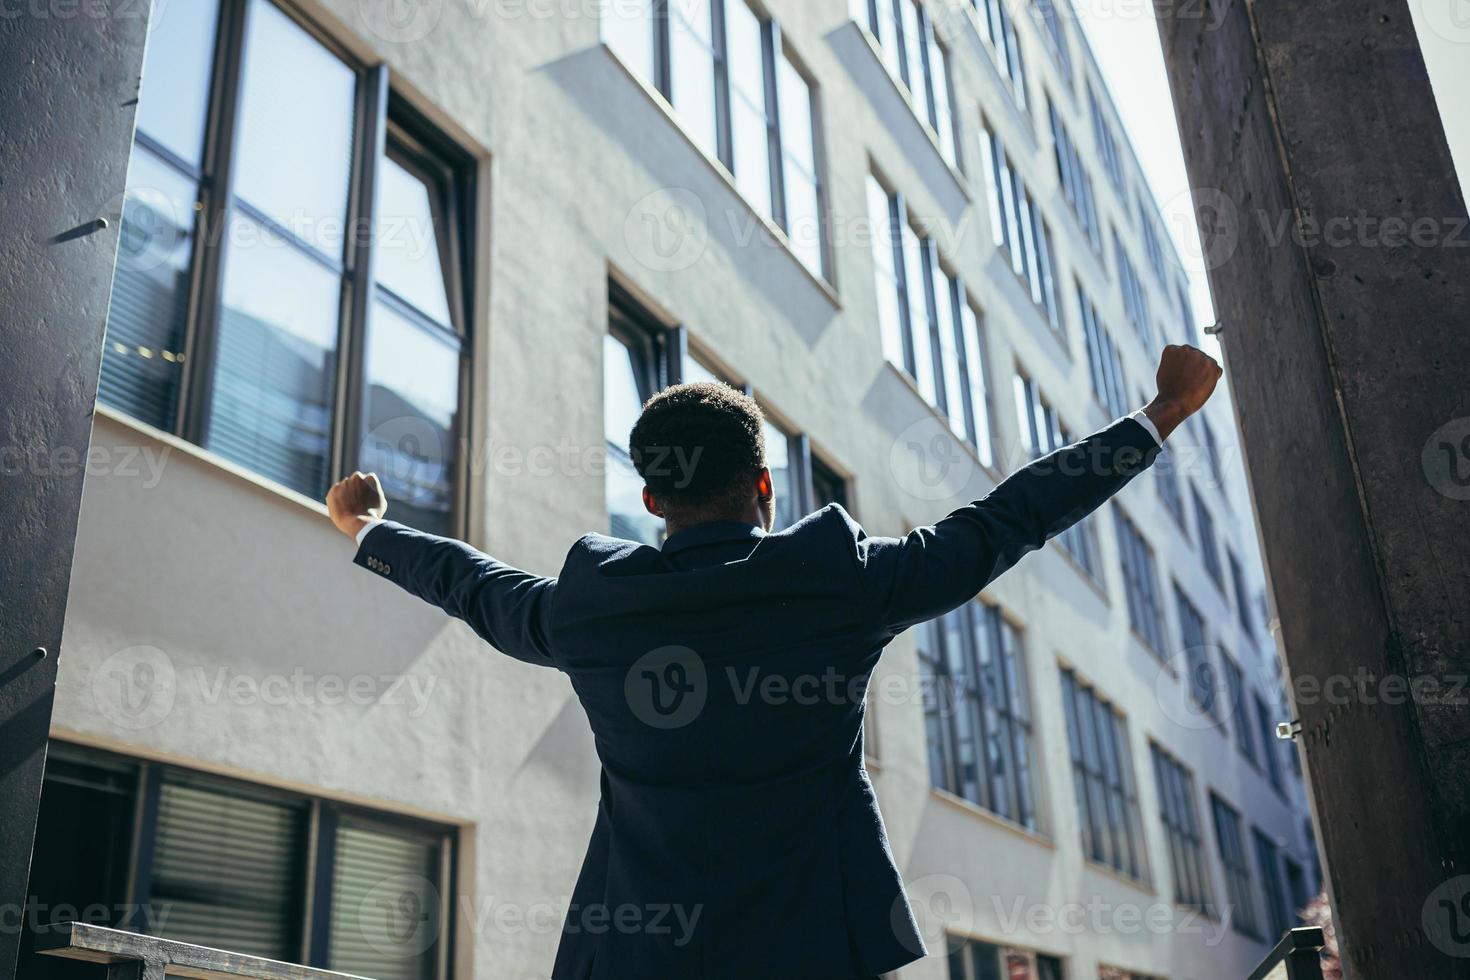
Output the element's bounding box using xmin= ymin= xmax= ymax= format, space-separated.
xmin=1074 ymin=0 xmax=1470 ymax=347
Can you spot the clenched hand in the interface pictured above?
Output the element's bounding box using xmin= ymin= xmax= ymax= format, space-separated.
xmin=326 ymin=471 xmax=388 ymax=540
xmin=1143 ymin=344 xmax=1223 ymax=441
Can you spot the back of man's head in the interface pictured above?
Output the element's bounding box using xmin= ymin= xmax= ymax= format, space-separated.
xmin=630 ymin=381 xmax=767 ymax=522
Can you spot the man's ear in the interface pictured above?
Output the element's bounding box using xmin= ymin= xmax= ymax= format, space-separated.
xmin=642 ymin=486 xmax=664 ymax=518
xmin=756 ymin=468 xmax=773 ymax=501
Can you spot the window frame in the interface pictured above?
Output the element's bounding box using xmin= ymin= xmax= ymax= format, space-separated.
xmin=1060 ymin=668 xmax=1148 ymax=882
xmin=1114 ymin=510 xmax=1167 ymax=655
xmin=102 ymin=0 xmax=477 ymax=535
xmin=1150 ymin=742 xmax=1216 ymax=916
xmin=31 ymin=740 xmax=457 ymax=978
xmin=1210 ymin=793 xmax=1262 ymax=938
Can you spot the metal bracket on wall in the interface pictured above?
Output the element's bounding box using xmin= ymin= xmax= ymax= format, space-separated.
xmin=1276 ymin=719 xmax=1303 ymax=741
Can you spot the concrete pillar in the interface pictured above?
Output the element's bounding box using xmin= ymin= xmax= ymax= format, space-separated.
xmin=1154 ymin=1 xmax=1470 ymax=976
xmin=0 ymin=6 xmax=150 ymax=976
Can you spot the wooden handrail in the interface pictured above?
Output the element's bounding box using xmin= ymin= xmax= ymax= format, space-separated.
xmin=1245 ymin=926 xmax=1327 ymax=980
xmin=36 ymin=923 xmax=375 ymax=980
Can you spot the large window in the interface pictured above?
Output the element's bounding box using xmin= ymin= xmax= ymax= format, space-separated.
xmin=948 ymin=937 xmax=1064 ymax=980
xmin=1150 ymin=744 xmax=1215 ymax=914
xmin=1078 ymin=284 xmax=1128 ymax=419
xmin=1253 ymin=828 xmax=1292 ymax=941
xmin=851 ymin=0 xmax=962 ymax=167
xmin=608 ymin=0 xmax=828 ymax=277
xmin=102 ymin=0 xmax=472 ymax=534
xmin=1193 ymin=486 xmax=1225 ymax=588
xmin=1050 ymin=99 xmax=1100 ymax=250
xmin=20 ymin=743 xmax=453 ymax=980
xmin=1223 ymin=652 xmax=1261 ymax=768
xmin=604 ymin=286 xmax=850 ymax=538
xmin=919 ymin=603 xmax=1040 ymax=832
xmin=1034 ymin=0 xmax=1072 ymax=80
xmin=1060 ymin=669 xmax=1148 ymax=881
xmin=868 ymin=177 xmax=995 ymax=464
xmin=970 ymin=0 xmax=1027 ymax=109
xmin=979 ymin=122 xmax=1061 ymax=331
xmin=1210 ymin=794 xmax=1262 ymax=938
xmin=1088 ymin=83 xmax=1124 ymax=191
xmin=1015 ymin=375 xmax=1101 ymax=580
xmin=1115 ymin=511 xmax=1167 ymax=654
xmin=1174 ymin=584 xmax=1219 ymax=719
xmin=1113 ymin=230 xmax=1152 ymax=347
xmin=1228 ymin=550 xmax=1256 ymax=634
xmin=1257 ymin=694 xmax=1287 ymax=794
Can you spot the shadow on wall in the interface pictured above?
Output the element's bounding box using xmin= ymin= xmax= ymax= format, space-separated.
xmin=535 ymin=44 xmax=840 ymax=351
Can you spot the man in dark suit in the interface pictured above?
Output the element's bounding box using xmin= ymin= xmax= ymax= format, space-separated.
xmin=326 ymin=344 xmax=1222 ymax=979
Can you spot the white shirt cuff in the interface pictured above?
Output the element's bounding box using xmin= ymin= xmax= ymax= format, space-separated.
xmin=1129 ymin=409 xmax=1165 ymax=446
xmin=355 ymin=519 xmax=383 ymax=547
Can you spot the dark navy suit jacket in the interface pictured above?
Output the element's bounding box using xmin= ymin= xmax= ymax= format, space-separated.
xmin=353 ymin=418 xmax=1160 ymax=979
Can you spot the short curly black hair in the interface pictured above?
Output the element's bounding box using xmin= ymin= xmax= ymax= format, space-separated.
xmin=629 ymin=381 xmax=767 ymax=513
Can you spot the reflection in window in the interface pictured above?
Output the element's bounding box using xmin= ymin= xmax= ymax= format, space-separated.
xmin=763 ymin=419 xmax=795 ymax=531
xmin=99 ymin=0 xmax=473 ymax=531
xmin=329 ymin=821 xmax=445 ymax=980
xmin=1061 ymin=669 xmax=1147 ymax=881
xmin=359 ymin=148 xmax=465 ymax=535
xmin=602 ymin=0 xmax=828 ymax=279
xmin=605 ymin=291 xmax=666 ymax=545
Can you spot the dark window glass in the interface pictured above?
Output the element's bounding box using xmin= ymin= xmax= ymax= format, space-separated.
xmin=1174 ymin=585 xmax=1218 ymax=718
xmin=328 ymin=820 xmax=445 ymax=980
xmin=604 ymin=295 xmax=665 ymax=546
xmin=919 ymin=603 xmax=1039 ymax=831
xmin=1253 ymin=828 xmax=1291 ymax=941
xmin=148 ymin=776 xmax=309 ymax=960
xmin=1150 ymin=743 xmax=1214 ymax=913
xmin=1115 ymin=512 xmax=1167 ymax=653
xmin=1210 ymin=794 xmax=1261 ymax=937
xmin=1193 ymin=487 xmax=1225 ymax=587
xmin=1060 ymin=669 xmax=1147 ymax=880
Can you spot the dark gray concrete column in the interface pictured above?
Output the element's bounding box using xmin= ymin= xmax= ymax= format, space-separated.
xmin=0 ymin=5 xmax=150 ymax=976
xmin=1154 ymin=0 xmax=1470 ymax=976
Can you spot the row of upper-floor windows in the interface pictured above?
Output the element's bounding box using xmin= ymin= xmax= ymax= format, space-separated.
xmin=103 ymin=0 xmax=1232 ymax=571
xmin=916 ymin=601 xmax=1311 ymax=943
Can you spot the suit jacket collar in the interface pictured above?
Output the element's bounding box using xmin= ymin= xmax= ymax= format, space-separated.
xmin=661 ymin=520 xmax=766 ymax=556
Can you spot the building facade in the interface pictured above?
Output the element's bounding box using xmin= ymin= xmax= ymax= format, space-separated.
xmin=27 ymin=0 xmax=1318 ymax=977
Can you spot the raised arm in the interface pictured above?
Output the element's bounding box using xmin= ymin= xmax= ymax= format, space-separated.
xmin=860 ymin=345 xmax=1222 ymax=634
xmin=326 ymin=473 xmax=558 ymax=667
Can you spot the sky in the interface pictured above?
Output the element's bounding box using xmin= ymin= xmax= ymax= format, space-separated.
xmin=1073 ymin=0 xmax=1470 ymax=346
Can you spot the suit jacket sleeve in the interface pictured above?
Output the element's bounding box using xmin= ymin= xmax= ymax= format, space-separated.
xmin=353 ymin=521 xmax=558 ymax=667
xmin=857 ymin=417 xmax=1161 ymax=634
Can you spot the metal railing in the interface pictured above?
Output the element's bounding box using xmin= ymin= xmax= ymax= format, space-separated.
xmin=1246 ymin=926 xmax=1327 ymax=980
xmin=36 ymin=923 xmax=373 ymax=980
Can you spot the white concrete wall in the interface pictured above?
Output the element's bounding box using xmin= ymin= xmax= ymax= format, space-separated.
xmin=54 ymin=0 xmax=1314 ymax=977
